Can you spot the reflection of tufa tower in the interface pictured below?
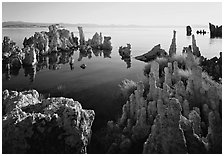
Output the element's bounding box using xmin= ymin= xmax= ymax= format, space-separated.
xmin=24 ymin=65 xmax=37 ymax=82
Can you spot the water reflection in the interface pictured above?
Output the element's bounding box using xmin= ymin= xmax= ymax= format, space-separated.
xmin=102 ymin=49 xmax=112 ymax=58
xmin=92 ymin=49 xmax=103 ymax=57
xmin=2 ymin=48 xmax=114 ymax=82
xmin=3 ymin=63 xmax=21 ymax=80
xmin=24 ymin=65 xmax=36 ymax=82
xmin=122 ymin=57 xmax=131 ymax=68
xmin=78 ymin=49 xmax=93 ymax=61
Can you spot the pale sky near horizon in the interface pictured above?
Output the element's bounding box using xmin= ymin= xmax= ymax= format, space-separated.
xmin=2 ymin=2 xmax=222 ymax=26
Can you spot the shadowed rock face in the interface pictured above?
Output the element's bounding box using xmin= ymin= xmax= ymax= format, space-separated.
xmin=186 ymin=26 xmax=192 ymax=36
xmin=2 ymin=36 xmax=24 ymax=68
xmin=192 ymin=35 xmax=201 ymax=57
xmin=78 ymin=26 xmax=86 ymax=45
xmin=91 ymin=32 xmax=103 ymax=49
xmin=135 ymin=44 xmax=168 ymax=62
xmin=102 ymin=36 xmax=112 ymax=50
xmin=209 ymin=23 xmax=222 ymax=38
xmin=22 ymin=46 xmax=38 ymax=66
xmin=201 ymin=52 xmax=222 ymax=82
xmin=168 ymin=30 xmax=176 ymax=57
xmin=2 ymin=89 xmax=95 ymax=154
xmin=119 ymin=44 xmax=131 ymax=58
xmin=23 ymin=24 xmax=78 ymax=53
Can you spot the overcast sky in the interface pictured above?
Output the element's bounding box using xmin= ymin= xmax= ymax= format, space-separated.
xmin=2 ymin=2 xmax=222 ymax=26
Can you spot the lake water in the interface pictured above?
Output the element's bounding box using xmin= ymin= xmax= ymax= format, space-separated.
xmin=2 ymin=26 xmax=222 ymax=140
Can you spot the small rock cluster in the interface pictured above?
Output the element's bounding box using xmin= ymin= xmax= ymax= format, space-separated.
xmin=2 ymin=25 xmax=113 ymax=73
xmin=2 ymin=89 xmax=95 ymax=154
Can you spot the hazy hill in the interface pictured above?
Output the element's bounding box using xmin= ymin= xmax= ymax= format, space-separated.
xmin=2 ymin=21 xmax=100 ymax=28
xmin=2 ymin=21 xmax=207 ymax=28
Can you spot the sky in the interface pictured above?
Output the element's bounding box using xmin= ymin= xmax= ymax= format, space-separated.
xmin=2 ymin=2 xmax=222 ymax=26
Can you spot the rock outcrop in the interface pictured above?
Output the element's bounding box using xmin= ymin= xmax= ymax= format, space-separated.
xmin=192 ymin=35 xmax=201 ymax=57
xmin=91 ymin=32 xmax=103 ymax=49
xmin=2 ymin=36 xmax=24 ymax=68
xmin=186 ymin=26 xmax=192 ymax=36
xmin=119 ymin=44 xmax=132 ymax=68
xmin=201 ymin=52 xmax=222 ymax=82
xmin=24 ymin=24 xmax=78 ymax=54
xmin=209 ymin=23 xmax=222 ymax=38
xmin=78 ymin=26 xmax=86 ymax=45
xmin=102 ymin=31 xmax=222 ymax=154
xmin=102 ymin=36 xmax=112 ymax=50
xmin=168 ymin=30 xmax=176 ymax=56
xmin=2 ymin=89 xmax=95 ymax=154
xmin=119 ymin=44 xmax=131 ymax=58
xmin=22 ymin=45 xmax=38 ymax=66
xmin=135 ymin=44 xmax=168 ymax=62
xmin=33 ymin=32 xmax=49 ymax=55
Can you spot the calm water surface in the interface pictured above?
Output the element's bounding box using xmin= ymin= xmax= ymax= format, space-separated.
xmin=2 ymin=26 xmax=222 ymax=132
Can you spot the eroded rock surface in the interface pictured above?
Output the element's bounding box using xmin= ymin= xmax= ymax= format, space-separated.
xmin=186 ymin=25 xmax=192 ymax=36
xmin=2 ymin=89 xmax=95 ymax=154
xmin=102 ymin=36 xmax=112 ymax=50
xmin=103 ymin=32 xmax=222 ymax=154
xmin=209 ymin=23 xmax=222 ymax=38
xmin=135 ymin=44 xmax=168 ymax=62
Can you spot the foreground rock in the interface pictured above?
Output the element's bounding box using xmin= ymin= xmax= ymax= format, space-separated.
xmin=135 ymin=44 xmax=168 ymax=62
xmin=2 ymin=89 xmax=95 ymax=154
xmin=103 ymin=32 xmax=222 ymax=154
xmin=209 ymin=23 xmax=222 ymax=38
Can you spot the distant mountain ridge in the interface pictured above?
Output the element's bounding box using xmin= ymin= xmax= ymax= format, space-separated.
xmin=2 ymin=21 xmax=207 ymax=28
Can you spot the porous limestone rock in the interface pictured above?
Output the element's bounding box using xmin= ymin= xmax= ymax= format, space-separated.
xmin=192 ymin=35 xmax=201 ymax=57
xmin=48 ymin=24 xmax=62 ymax=52
xmin=179 ymin=116 xmax=207 ymax=154
xmin=168 ymin=30 xmax=176 ymax=56
xmin=71 ymin=32 xmax=79 ymax=47
xmin=104 ymin=31 xmax=222 ymax=154
xmin=206 ymin=111 xmax=222 ymax=153
xmin=135 ymin=44 xmax=168 ymax=62
xmin=143 ymin=98 xmax=187 ymax=154
xmin=186 ymin=26 xmax=192 ymax=36
xmin=2 ymin=89 xmax=95 ymax=154
xmin=209 ymin=23 xmax=222 ymax=38
xmin=119 ymin=44 xmax=131 ymax=58
xmin=78 ymin=26 xmax=85 ymax=45
xmin=33 ymin=32 xmax=49 ymax=54
xmin=22 ymin=46 xmax=38 ymax=66
xmin=91 ymin=32 xmax=102 ymax=49
xmin=2 ymin=36 xmax=24 ymax=69
xmin=102 ymin=36 xmax=112 ymax=50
